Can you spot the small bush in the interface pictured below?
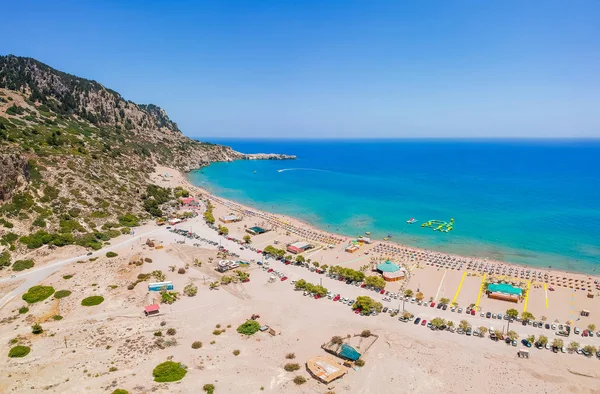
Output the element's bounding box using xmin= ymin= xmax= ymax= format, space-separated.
xmin=12 ymin=259 xmax=34 ymax=271
xmin=360 ymin=330 xmax=371 ymax=338
xmin=178 ymin=267 xmax=186 ymax=274
xmin=52 ymin=315 xmax=63 ymax=321
xmin=62 ymin=274 xmax=73 ymax=279
xmin=167 ymin=328 xmax=176 ymax=336
xmin=233 ymin=349 xmax=240 ymax=356
xmin=144 ymin=258 xmax=152 ymax=263
xmin=284 ymin=363 xmax=300 ymax=372
xmin=112 ymin=390 xmax=129 ymax=394
xmin=293 ymin=376 xmax=307 ymax=385
xmin=54 ymin=290 xmax=72 ymax=299
xmin=31 ymin=323 xmax=43 ymax=334
xmin=192 ymin=341 xmax=202 ymax=349
xmin=236 ymin=320 xmax=261 ymax=336
xmin=22 ymin=286 xmax=55 ymax=303
xmin=154 ymin=331 xmax=162 ymax=337
xmin=285 ymin=352 xmax=296 ymax=359
xmin=18 ymin=306 xmax=29 ymax=314
xmin=81 ymin=296 xmax=104 ymax=306
xmin=8 ymin=345 xmax=31 ymax=358
xmin=152 ymin=361 xmax=187 ymax=382
xmin=355 ymin=359 xmax=365 ymax=367
xmin=212 ymin=329 xmax=224 ymax=336
xmin=183 ymin=283 xmax=197 ymax=297
xmin=203 ymin=384 xmax=215 ymax=394
xmin=216 ymin=324 xmax=221 ymax=328
xmin=106 ymin=252 xmax=118 ymax=258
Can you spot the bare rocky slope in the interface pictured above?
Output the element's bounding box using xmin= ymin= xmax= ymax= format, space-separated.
xmin=0 ymin=55 xmax=279 ymax=263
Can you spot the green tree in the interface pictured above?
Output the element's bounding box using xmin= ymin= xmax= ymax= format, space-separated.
xmin=243 ymin=235 xmax=251 ymax=244
xmin=364 ymin=275 xmax=386 ymax=289
xmin=507 ymin=330 xmax=519 ymax=341
xmin=478 ymin=326 xmax=488 ymax=336
xmin=521 ymin=311 xmax=535 ymax=322
xmin=587 ymin=323 xmax=596 ymax=332
xmin=295 ymin=255 xmax=305 ymax=263
xmin=431 ymin=317 xmax=446 ymax=329
xmin=439 ymin=297 xmax=450 ymax=305
xmin=415 ymin=292 xmax=424 ymax=301
xmin=459 ymin=320 xmax=470 ymax=331
xmin=218 ymin=225 xmax=229 ymax=236
xmin=567 ymin=341 xmax=580 ymax=352
xmin=505 ymin=308 xmax=519 ymax=319
xmin=583 ymin=345 xmax=597 ymax=356
xmin=552 ymin=338 xmax=564 ymax=349
xmin=295 ymin=279 xmax=307 ymax=290
xmin=404 ymin=289 xmax=413 ymax=297
xmin=526 ymin=335 xmax=535 ymax=344
xmin=31 ymin=323 xmax=43 ymax=334
xmin=353 ymin=296 xmax=383 ymax=314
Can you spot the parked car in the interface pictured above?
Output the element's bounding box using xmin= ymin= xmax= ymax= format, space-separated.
xmin=486 ymin=312 xmax=492 ymax=318
xmin=442 ymin=304 xmax=448 ymax=310
xmin=430 ymin=302 xmax=436 ymax=307
xmin=421 ymin=319 xmax=427 ymax=326
xmin=470 ymin=310 xmax=476 ymax=316
xmin=414 ymin=317 xmax=421 ymax=325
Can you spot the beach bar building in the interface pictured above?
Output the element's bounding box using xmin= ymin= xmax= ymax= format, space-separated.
xmin=287 ymin=241 xmax=313 ymax=254
xmin=377 ymin=260 xmax=406 ymax=281
xmin=219 ymin=214 xmax=241 ymax=223
xmin=487 ymin=283 xmax=522 ymax=303
xmin=306 ymin=356 xmax=348 ymax=384
xmin=246 ymin=226 xmax=267 ymax=235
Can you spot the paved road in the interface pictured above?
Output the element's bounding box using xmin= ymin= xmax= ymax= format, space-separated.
xmin=0 ymin=227 xmax=166 ymax=309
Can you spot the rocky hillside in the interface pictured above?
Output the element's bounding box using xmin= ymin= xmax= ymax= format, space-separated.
xmin=0 ymin=55 xmax=243 ymax=262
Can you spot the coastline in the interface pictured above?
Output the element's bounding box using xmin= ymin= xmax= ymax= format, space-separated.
xmin=162 ymin=166 xmax=599 ymax=289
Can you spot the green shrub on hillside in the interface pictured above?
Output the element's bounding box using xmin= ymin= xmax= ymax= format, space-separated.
xmin=12 ymin=259 xmax=34 ymax=271
xmin=8 ymin=345 xmax=31 ymax=358
xmin=118 ymin=214 xmax=139 ymax=227
xmin=0 ymin=251 xmax=10 ymax=269
xmin=236 ymin=320 xmax=261 ymax=336
xmin=81 ymin=296 xmax=104 ymax=306
xmin=54 ymin=290 xmax=72 ymax=299
xmin=152 ymin=361 xmax=187 ymax=382
xmin=106 ymin=252 xmax=118 ymax=258
xmin=22 ymin=286 xmax=55 ymax=303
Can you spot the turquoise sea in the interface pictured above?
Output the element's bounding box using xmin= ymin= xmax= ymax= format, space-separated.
xmin=187 ymin=139 xmax=600 ymax=274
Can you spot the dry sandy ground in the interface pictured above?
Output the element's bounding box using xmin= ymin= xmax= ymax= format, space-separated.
xmin=0 ymin=167 xmax=599 ymax=393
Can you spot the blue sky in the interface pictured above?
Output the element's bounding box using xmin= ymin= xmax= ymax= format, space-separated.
xmin=1 ymin=0 xmax=599 ymax=138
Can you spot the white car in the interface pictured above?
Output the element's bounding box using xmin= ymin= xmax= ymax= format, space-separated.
xmin=574 ymin=327 xmax=580 ymax=334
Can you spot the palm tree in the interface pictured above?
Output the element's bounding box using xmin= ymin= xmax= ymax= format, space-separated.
xmin=439 ymin=297 xmax=450 ymax=305
xmin=478 ymin=326 xmax=488 ymax=336
xmin=540 ymin=315 xmax=547 ymax=322
xmin=451 ymin=301 xmax=458 ymax=307
xmin=404 ymin=289 xmax=414 ymax=297
xmin=447 ymin=321 xmax=455 ymax=328
xmin=526 ymin=335 xmax=535 ymax=344
xmin=507 ymin=330 xmax=518 ymax=341
xmin=587 ymin=323 xmax=596 ymax=332
xmin=416 ymin=292 xmax=424 ymax=301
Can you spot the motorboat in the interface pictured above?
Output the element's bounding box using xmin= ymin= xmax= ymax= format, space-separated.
xmin=407 ymin=218 xmax=417 ymax=224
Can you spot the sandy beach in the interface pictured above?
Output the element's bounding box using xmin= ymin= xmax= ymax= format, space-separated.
xmin=0 ymin=165 xmax=599 ymax=393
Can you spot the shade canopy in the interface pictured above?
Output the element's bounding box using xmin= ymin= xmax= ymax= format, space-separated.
xmin=377 ymin=260 xmax=400 ymax=273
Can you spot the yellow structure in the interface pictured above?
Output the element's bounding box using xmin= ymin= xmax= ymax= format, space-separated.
xmin=306 ymin=356 xmax=348 ymax=383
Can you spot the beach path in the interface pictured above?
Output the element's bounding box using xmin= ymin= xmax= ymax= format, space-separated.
xmin=452 ymin=271 xmax=468 ymax=305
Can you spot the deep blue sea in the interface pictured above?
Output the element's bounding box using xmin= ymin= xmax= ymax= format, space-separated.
xmin=187 ymin=139 xmax=600 ymax=274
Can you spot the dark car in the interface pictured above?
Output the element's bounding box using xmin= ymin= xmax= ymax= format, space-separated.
xmin=486 ymin=312 xmax=492 ymax=318
xmin=442 ymin=304 xmax=448 ymax=310
xmin=437 ymin=303 xmax=443 ymax=309
xmin=382 ymin=307 xmax=388 ymax=313
xmin=414 ymin=317 xmax=421 ymax=325
xmin=545 ymin=323 xmax=550 ymax=329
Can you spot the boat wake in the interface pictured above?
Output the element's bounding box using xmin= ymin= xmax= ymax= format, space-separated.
xmin=277 ymin=168 xmax=333 ymax=173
